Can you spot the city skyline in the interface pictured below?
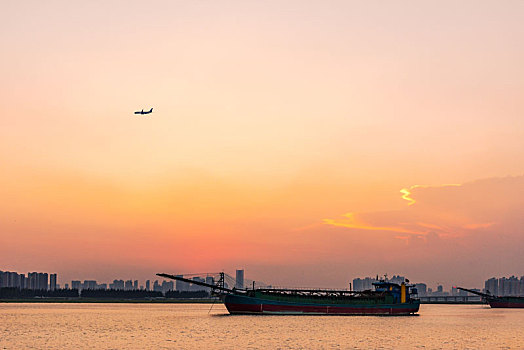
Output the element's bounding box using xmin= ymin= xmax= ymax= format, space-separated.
xmin=3 ymin=268 xmax=524 ymax=297
xmin=1 ymin=1 xmax=523 ymax=289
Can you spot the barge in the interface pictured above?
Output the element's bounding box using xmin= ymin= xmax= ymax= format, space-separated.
xmin=158 ymin=273 xmax=420 ymax=316
xmin=457 ymin=287 xmax=524 ymax=308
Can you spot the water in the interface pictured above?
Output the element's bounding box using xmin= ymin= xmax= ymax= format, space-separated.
xmin=1 ymin=303 xmax=523 ymax=349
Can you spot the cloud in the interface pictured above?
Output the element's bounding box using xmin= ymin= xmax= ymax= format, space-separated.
xmin=400 ymin=184 xmax=462 ymax=206
xmin=323 ymin=212 xmax=420 ymax=235
xmin=324 ymin=175 xmax=524 ymax=240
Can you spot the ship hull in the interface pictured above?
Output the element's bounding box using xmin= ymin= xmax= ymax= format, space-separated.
xmin=489 ymin=298 xmax=524 ymax=308
xmin=224 ymin=294 xmax=420 ymax=315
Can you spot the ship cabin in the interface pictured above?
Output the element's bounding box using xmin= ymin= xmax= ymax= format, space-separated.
xmin=373 ymin=281 xmax=417 ymax=304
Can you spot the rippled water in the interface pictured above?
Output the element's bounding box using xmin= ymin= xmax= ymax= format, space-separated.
xmin=1 ymin=303 xmax=523 ymax=349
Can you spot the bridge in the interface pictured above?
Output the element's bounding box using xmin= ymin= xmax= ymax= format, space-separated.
xmin=419 ymin=295 xmax=484 ymax=304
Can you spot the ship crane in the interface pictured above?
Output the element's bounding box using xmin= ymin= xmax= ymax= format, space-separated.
xmin=156 ymin=273 xmax=241 ymax=296
xmin=456 ymin=287 xmax=493 ymax=299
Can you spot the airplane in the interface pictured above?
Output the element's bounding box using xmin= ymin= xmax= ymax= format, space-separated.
xmin=134 ymin=108 xmax=153 ymax=115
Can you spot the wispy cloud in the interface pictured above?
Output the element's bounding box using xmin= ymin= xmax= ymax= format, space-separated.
xmin=323 ymin=212 xmax=420 ymax=235
xmin=399 ymin=184 xmax=462 ymax=206
xmin=324 ymin=176 xmax=523 ymax=241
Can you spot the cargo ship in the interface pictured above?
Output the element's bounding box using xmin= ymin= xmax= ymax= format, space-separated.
xmin=157 ymin=273 xmax=420 ymax=315
xmin=457 ymin=287 xmax=524 ymax=308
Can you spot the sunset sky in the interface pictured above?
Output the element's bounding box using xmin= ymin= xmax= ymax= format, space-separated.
xmin=1 ymin=0 xmax=523 ymax=289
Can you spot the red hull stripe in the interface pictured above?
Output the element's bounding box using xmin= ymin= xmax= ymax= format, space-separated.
xmin=225 ymin=302 xmax=418 ymax=315
xmin=490 ymin=301 xmax=524 ymax=308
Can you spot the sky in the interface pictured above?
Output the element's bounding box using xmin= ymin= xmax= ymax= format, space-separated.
xmin=1 ymin=0 xmax=523 ymax=290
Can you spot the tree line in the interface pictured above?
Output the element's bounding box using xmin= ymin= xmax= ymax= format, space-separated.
xmin=0 ymin=287 xmax=211 ymax=299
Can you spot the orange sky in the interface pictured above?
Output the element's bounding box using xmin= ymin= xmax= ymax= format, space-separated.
xmin=1 ymin=1 xmax=523 ymax=289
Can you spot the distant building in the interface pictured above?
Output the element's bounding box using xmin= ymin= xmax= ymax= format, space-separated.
xmin=451 ymin=287 xmax=468 ymax=296
xmin=153 ymin=280 xmax=162 ymax=292
xmin=124 ymin=280 xmax=133 ymax=291
xmin=389 ymin=275 xmax=405 ymax=285
xmin=12 ymin=272 xmax=20 ymax=288
xmin=133 ymin=280 xmax=138 ymax=290
xmin=0 ymin=271 xmax=23 ymax=288
xmin=162 ymin=281 xmax=174 ymax=293
xmin=190 ymin=277 xmax=206 ymax=292
xmin=50 ymin=274 xmax=57 ymax=291
xmin=414 ymin=283 xmax=427 ymax=296
xmin=83 ymin=280 xmax=97 ymax=290
xmin=71 ymin=280 xmax=82 ymax=290
xmin=485 ymin=276 xmax=524 ymax=296
xmin=485 ymin=277 xmax=498 ymax=296
xmin=175 ymin=275 xmax=187 ymax=292
xmin=235 ymin=270 xmax=244 ymax=290
xmin=27 ymin=272 xmax=37 ymax=289
xmin=111 ymin=280 xmax=125 ymax=290
xmin=0 ymin=271 xmax=55 ymax=290
xmin=352 ymin=277 xmax=377 ymax=291
xmin=20 ymin=274 xmax=26 ymax=289
xmin=41 ymin=273 xmax=49 ymax=290
xmin=508 ymin=276 xmax=520 ymax=296
xmin=205 ymin=276 xmax=215 ymax=290
xmin=38 ymin=273 xmax=49 ymax=290
xmin=145 ymin=280 xmax=150 ymax=291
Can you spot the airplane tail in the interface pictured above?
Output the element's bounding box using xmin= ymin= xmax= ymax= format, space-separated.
xmin=149 ymin=108 xmax=153 ymax=113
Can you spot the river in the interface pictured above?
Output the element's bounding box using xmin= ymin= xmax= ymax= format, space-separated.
xmin=1 ymin=303 xmax=522 ymax=349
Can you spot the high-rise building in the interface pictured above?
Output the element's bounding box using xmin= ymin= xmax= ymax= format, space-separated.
xmin=206 ymin=276 xmax=215 ymax=290
xmin=0 ymin=271 xmax=54 ymax=289
xmin=71 ymin=280 xmax=82 ymax=290
xmin=0 ymin=271 xmax=6 ymax=288
xmin=162 ymin=281 xmax=174 ymax=293
xmin=49 ymin=274 xmax=57 ymax=291
xmin=175 ymin=275 xmax=187 ymax=292
xmin=235 ymin=270 xmax=244 ymax=290
xmin=390 ymin=275 xmax=405 ymax=285
xmin=414 ymin=283 xmax=427 ymax=296
xmin=124 ymin=280 xmax=133 ymax=291
xmin=352 ymin=277 xmax=378 ymax=291
xmin=28 ymin=272 xmax=38 ymax=289
xmin=38 ymin=273 xmax=48 ymax=290
xmin=509 ymin=276 xmax=520 ymax=296
xmin=485 ymin=277 xmax=498 ymax=295
xmin=133 ymin=280 xmax=138 ymax=290
xmin=83 ymin=280 xmax=97 ymax=290
xmin=145 ymin=280 xmax=150 ymax=291
xmin=153 ymin=280 xmax=162 ymax=292
xmin=8 ymin=272 xmax=19 ymax=288
xmin=111 ymin=280 xmax=125 ymax=290
xmin=483 ymin=276 xmax=524 ymax=296
xmin=190 ymin=277 xmax=206 ymax=291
